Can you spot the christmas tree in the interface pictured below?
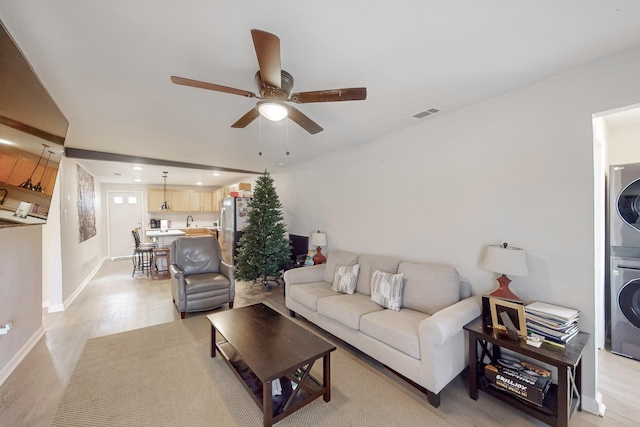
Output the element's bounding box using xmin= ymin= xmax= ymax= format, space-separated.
xmin=235 ymin=170 xmax=291 ymax=288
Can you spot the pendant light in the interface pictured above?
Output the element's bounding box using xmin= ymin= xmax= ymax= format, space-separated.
xmin=33 ymin=150 xmax=54 ymax=193
xmin=20 ymin=143 xmax=49 ymax=190
xmin=160 ymin=171 xmax=170 ymax=210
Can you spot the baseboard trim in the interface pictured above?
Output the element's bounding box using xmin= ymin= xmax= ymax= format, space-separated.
xmin=0 ymin=325 xmax=45 ymax=388
xmin=61 ymin=256 xmax=107 ymax=310
xmin=48 ymin=304 xmax=65 ymax=313
xmin=582 ymin=391 xmax=606 ymax=416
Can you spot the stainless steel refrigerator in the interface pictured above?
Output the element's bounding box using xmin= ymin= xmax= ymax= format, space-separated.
xmin=219 ymin=196 xmax=251 ymax=265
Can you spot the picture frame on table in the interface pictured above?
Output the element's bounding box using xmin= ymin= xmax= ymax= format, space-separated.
xmin=489 ymin=297 xmax=527 ymax=339
xmin=304 ymin=250 xmax=316 ymax=266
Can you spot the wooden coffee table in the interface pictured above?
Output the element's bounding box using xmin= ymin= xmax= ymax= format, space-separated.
xmin=207 ymin=303 xmax=336 ymax=427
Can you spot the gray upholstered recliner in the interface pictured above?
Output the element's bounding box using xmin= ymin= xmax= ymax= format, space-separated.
xmin=170 ymin=236 xmax=235 ymax=319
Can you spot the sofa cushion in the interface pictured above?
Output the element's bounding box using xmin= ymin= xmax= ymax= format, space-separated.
xmin=184 ymin=273 xmax=230 ymax=295
xmin=322 ymin=250 xmax=359 ymax=284
xmin=317 ymin=293 xmax=384 ymax=330
xmin=360 ymin=309 xmax=430 ymax=359
xmin=356 ymin=255 xmax=401 ymax=295
xmin=175 ymin=236 xmax=221 ymax=275
xmin=332 ymin=264 xmax=360 ymax=294
xmin=370 ymin=269 xmax=404 ymax=311
xmin=288 ymin=281 xmax=336 ymax=311
xmin=398 ymin=262 xmax=460 ymax=315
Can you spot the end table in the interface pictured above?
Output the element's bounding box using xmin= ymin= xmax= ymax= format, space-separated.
xmin=151 ymin=247 xmax=171 ymax=280
xmin=464 ymin=317 xmax=589 ymax=427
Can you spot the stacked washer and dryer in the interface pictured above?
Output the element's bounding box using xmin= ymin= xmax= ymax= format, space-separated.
xmin=610 ymin=162 xmax=640 ymax=360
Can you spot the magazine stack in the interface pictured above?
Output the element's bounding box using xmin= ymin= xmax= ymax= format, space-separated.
xmin=484 ymin=356 xmax=552 ymax=406
xmin=525 ymin=301 xmax=580 ymax=347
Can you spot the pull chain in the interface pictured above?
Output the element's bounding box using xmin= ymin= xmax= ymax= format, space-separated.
xmin=258 ymin=116 xmax=262 ymax=156
xmin=285 ymin=118 xmax=290 ymax=156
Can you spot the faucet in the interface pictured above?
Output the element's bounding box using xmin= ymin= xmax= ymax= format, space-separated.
xmin=0 ymin=189 xmax=7 ymax=205
xmin=186 ymin=215 xmax=194 ymax=227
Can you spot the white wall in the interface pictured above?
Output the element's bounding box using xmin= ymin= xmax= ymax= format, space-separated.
xmin=608 ymin=122 xmax=640 ymax=166
xmin=274 ymin=44 xmax=640 ymax=414
xmin=42 ymin=172 xmax=63 ymax=311
xmin=58 ymin=156 xmax=106 ymax=304
xmin=0 ymin=225 xmax=44 ymax=385
xmin=1 ymin=155 xmax=109 ymax=386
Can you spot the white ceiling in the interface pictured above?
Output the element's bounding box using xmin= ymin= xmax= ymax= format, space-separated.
xmin=74 ymin=158 xmax=254 ymax=188
xmin=2 ymin=1 xmax=640 ymax=185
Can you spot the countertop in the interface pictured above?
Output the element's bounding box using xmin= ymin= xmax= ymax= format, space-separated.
xmin=145 ymin=229 xmax=186 ymax=237
xmin=0 ymin=208 xmax=46 ymax=225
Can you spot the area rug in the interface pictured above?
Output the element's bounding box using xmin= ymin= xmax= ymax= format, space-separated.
xmin=50 ymin=315 xmax=451 ymax=427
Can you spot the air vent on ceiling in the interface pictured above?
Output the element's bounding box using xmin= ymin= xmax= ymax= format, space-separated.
xmin=404 ymin=108 xmax=440 ymax=120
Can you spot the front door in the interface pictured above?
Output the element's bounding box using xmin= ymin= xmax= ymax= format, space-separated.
xmin=107 ymin=191 xmax=144 ymax=258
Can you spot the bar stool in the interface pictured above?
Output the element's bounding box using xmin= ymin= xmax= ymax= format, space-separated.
xmin=132 ymin=228 xmax=155 ymax=277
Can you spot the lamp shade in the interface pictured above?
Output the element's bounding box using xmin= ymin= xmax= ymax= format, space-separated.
xmin=310 ymin=232 xmax=327 ymax=247
xmin=482 ymin=244 xmax=528 ymax=276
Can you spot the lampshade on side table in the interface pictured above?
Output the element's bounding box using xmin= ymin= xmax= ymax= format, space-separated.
xmin=482 ymin=242 xmax=528 ymax=300
xmin=310 ymin=231 xmax=327 ymax=265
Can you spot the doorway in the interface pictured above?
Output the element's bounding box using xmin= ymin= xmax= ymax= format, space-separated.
xmin=107 ymin=191 xmax=144 ymax=258
xmin=594 ymin=103 xmax=640 ymax=350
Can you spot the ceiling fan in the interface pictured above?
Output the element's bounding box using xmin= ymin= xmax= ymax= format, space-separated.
xmin=171 ymin=29 xmax=367 ymax=134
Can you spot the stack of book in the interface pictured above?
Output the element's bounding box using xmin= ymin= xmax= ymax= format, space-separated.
xmin=484 ymin=356 xmax=552 ymax=406
xmin=525 ymin=301 xmax=580 ymax=347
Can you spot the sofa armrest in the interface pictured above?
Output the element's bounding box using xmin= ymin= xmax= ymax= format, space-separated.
xmin=283 ymin=264 xmax=326 ymax=286
xmin=419 ymin=296 xmax=481 ymax=347
xmin=170 ymin=264 xmax=186 ymax=310
xmin=220 ymin=261 xmax=236 ymax=297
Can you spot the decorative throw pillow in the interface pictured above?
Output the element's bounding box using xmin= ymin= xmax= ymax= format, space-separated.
xmin=370 ymin=269 xmax=404 ymax=311
xmin=332 ymin=264 xmax=360 ymax=294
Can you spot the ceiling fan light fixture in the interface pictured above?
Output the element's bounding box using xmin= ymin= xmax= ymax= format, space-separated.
xmin=257 ymin=100 xmax=288 ymax=121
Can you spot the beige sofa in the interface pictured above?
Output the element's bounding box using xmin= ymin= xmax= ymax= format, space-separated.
xmin=284 ymin=249 xmax=480 ymax=407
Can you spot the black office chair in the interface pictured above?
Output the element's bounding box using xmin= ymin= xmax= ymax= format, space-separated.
xmin=132 ymin=228 xmax=156 ymax=277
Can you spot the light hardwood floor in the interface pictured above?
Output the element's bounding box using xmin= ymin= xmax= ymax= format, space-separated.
xmin=0 ymin=259 xmax=638 ymax=426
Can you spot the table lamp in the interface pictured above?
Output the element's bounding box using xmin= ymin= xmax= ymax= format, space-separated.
xmin=310 ymin=231 xmax=327 ymax=265
xmin=482 ymin=242 xmax=528 ymax=300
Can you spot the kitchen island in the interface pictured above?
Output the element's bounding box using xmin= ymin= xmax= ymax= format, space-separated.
xmin=0 ymin=208 xmax=47 ymax=227
xmin=145 ymin=229 xmax=186 ymax=248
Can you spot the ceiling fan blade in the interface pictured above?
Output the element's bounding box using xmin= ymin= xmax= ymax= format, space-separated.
xmin=171 ymin=76 xmax=257 ymax=98
xmin=290 ymin=87 xmax=367 ymax=103
xmin=250 ymin=29 xmax=281 ymax=88
xmin=231 ymin=107 xmax=260 ymax=128
xmin=288 ymin=105 xmax=323 ymax=134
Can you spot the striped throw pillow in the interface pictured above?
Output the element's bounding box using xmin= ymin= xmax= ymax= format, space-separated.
xmin=370 ymin=269 xmax=404 ymax=311
xmin=332 ymin=264 xmax=360 ymax=294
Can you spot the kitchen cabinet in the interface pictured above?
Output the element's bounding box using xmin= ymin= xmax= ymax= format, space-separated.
xmin=148 ymin=189 xmax=168 ymax=212
xmin=0 ymin=153 xmax=18 ymax=182
xmin=201 ymin=191 xmax=214 ymax=212
xmin=192 ymin=190 xmax=225 ymax=212
xmin=188 ymin=190 xmax=202 ymax=212
xmin=1 ymin=155 xmax=58 ymax=196
xmin=211 ymin=189 xmax=222 ymax=212
xmin=148 ymin=188 xmax=223 ymax=212
xmin=7 ymin=158 xmax=38 ymax=187
xmin=41 ymin=167 xmax=57 ymax=195
xmin=169 ymin=190 xmax=191 ymax=212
